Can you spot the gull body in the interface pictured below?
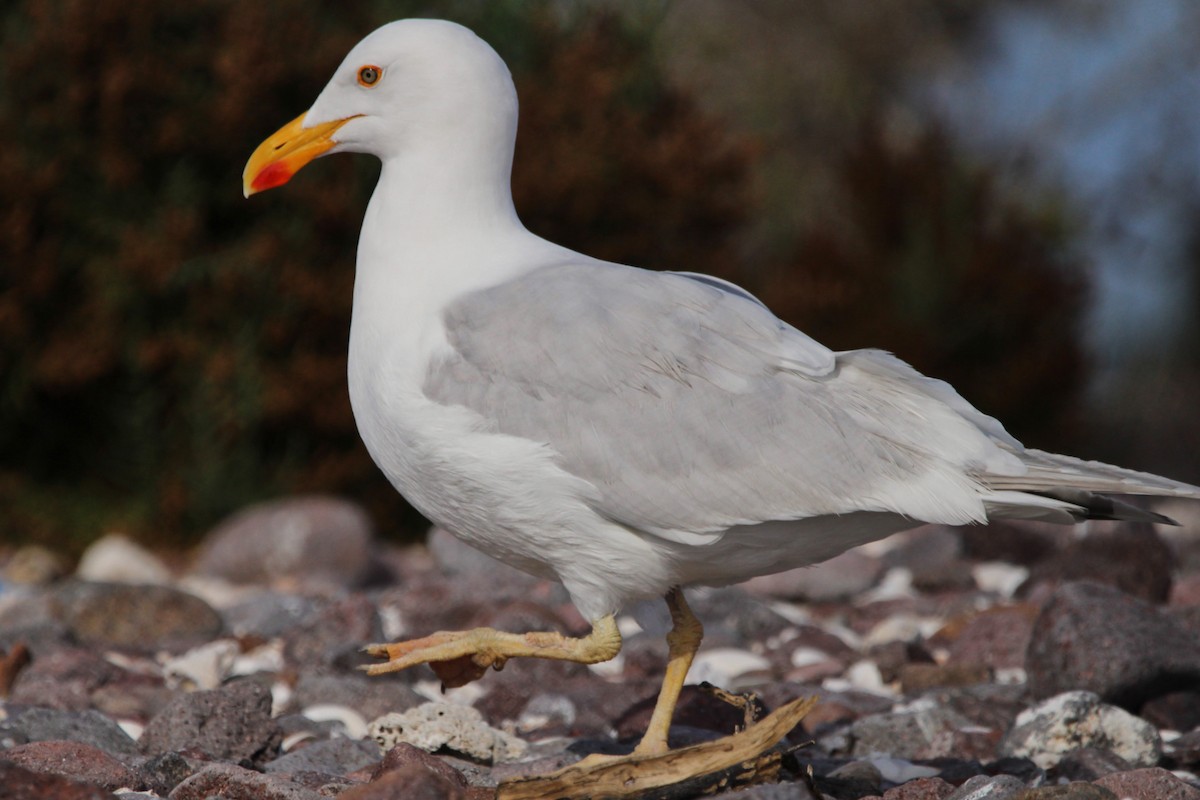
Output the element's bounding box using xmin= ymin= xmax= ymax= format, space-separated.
xmin=245 ymin=18 xmax=1200 ymax=755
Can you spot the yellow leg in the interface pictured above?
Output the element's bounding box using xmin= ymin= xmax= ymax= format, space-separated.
xmin=363 ymin=614 xmax=622 ymax=688
xmin=633 ymin=587 xmax=703 ymax=756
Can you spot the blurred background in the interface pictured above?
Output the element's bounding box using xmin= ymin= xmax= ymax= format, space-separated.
xmin=2 ymin=0 xmax=1197 ymax=554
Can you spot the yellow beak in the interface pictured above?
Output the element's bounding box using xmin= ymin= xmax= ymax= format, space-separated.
xmin=242 ymin=112 xmax=358 ymax=197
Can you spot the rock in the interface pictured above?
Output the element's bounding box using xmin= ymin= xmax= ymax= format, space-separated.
xmin=339 ymin=763 xmax=478 ymax=800
xmin=514 ymin=693 xmax=578 ymax=736
xmin=743 ymin=548 xmax=884 ymax=602
xmin=944 ymin=774 xmax=1027 ymax=800
xmin=1 ymin=740 xmax=142 ymax=791
xmin=290 ymin=672 xmax=423 ymax=722
xmin=193 ymin=495 xmax=376 ymax=589
xmin=1025 ymin=582 xmax=1200 ymax=706
xmin=1140 ymin=690 xmax=1200 ymax=732
xmin=1166 ymin=728 xmax=1200 ymax=767
xmin=51 ymin=581 xmax=223 ymax=652
xmin=1018 ymin=524 xmax=1173 ymax=603
xmin=687 ymin=647 xmax=773 ymax=689
xmin=0 ymin=707 xmax=138 ymax=756
xmin=282 ymin=594 xmax=381 ymax=671
xmin=880 ymin=777 xmax=956 ymax=799
xmin=368 ymin=702 xmax=526 ymax=764
xmin=167 ymin=762 xmax=326 ymax=800
xmin=615 ymin=683 xmax=767 ymax=742
xmin=1009 ymin=784 xmax=1118 ymax=799
xmin=1045 ymin=747 xmax=1132 ymax=782
xmin=1000 ymin=690 xmax=1161 ymax=769
xmin=76 ymin=534 xmax=172 ymax=585
xmin=427 ymin=527 xmax=534 ymax=585
xmin=688 ymin=586 xmax=796 ymax=644
xmin=160 ymin=639 xmax=240 ymax=691
xmin=0 ymin=760 xmax=117 ymax=800
xmin=940 ymin=605 xmax=1039 ymax=671
xmin=138 ymin=751 xmax=201 ymax=796
xmin=263 ymin=737 xmax=383 ymax=776
xmin=140 ymin=679 xmax=282 ymax=766
xmin=220 ymin=592 xmax=320 ymax=638
xmin=959 ymin=522 xmax=1059 ymax=566
xmin=372 ymin=742 xmax=470 ymax=787
xmin=1094 ymin=766 xmax=1200 ymax=799
xmin=2 ymin=545 xmax=68 ymax=585
xmin=850 ymin=704 xmax=1000 ymax=761
xmin=899 ymin=663 xmax=992 ymax=693
xmin=8 ymin=647 xmax=142 ymax=713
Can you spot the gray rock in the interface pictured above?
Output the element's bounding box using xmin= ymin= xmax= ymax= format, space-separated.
xmin=51 ymin=580 xmax=223 ymax=652
xmin=140 ymin=679 xmax=282 ymax=766
xmin=168 ymin=762 xmax=326 ymax=800
xmin=264 ymin=737 xmax=383 ymax=776
xmin=1000 ymin=690 xmax=1161 ymax=769
xmin=194 ymin=495 xmax=376 ymax=589
xmin=282 ymin=594 xmax=381 ymax=671
xmin=290 ymin=672 xmax=423 ymax=722
xmin=220 ymin=592 xmax=319 ymax=638
xmin=850 ymin=704 xmax=999 ymax=761
xmin=1025 ymin=582 xmax=1200 ymax=707
xmin=944 ymin=774 xmax=1027 ymax=800
xmin=428 ymin=526 xmax=531 ymax=582
xmin=0 ymin=707 xmax=138 ymax=756
xmin=138 ymin=751 xmax=201 ymax=796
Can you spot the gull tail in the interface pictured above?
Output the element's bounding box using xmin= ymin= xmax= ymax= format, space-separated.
xmin=981 ymin=449 xmax=1200 ymax=525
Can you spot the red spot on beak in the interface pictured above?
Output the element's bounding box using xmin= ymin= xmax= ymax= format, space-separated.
xmin=251 ymin=161 xmax=294 ymax=194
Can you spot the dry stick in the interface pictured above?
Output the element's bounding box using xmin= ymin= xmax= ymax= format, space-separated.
xmin=497 ymin=695 xmax=817 ymax=800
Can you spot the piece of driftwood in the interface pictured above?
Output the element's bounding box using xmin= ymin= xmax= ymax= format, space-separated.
xmin=496 ymin=695 xmax=817 ymax=800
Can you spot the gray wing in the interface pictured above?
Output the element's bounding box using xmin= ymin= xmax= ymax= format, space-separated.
xmin=425 ymin=261 xmax=1033 ymax=541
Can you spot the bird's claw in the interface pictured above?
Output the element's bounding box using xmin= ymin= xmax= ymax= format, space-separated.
xmin=361 ymin=630 xmax=507 ymax=686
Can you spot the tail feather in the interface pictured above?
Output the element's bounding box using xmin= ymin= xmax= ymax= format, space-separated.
xmin=980 ymin=448 xmax=1200 ymax=525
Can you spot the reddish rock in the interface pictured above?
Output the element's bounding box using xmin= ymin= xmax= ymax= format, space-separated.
xmin=8 ymin=647 xmax=132 ymax=712
xmin=1 ymin=740 xmax=141 ymax=792
xmin=1094 ymin=767 xmax=1200 ymax=800
xmin=1026 ymin=582 xmax=1200 ymax=707
xmin=340 ymin=762 xmax=476 ymax=800
xmin=0 ymin=760 xmax=117 ymax=799
xmin=942 ymin=604 xmax=1039 ymax=671
xmin=168 ymin=762 xmax=325 ymax=800
xmin=372 ymin=743 xmax=470 ymax=787
xmin=1018 ymin=523 xmax=1173 ymax=603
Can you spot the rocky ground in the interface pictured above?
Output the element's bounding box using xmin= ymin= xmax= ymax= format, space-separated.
xmin=2 ymin=495 xmax=1200 ymax=799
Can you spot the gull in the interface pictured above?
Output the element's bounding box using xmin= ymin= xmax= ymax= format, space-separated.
xmin=244 ymin=19 xmax=1200 ymax=759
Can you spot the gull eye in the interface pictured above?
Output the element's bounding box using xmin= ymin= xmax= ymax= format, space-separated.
xmin=357 ymin=65 xmax=382 ymax=87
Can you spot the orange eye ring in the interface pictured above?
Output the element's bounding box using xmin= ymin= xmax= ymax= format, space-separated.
xmin=357 ymin=65 xmax=382 ymax=87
